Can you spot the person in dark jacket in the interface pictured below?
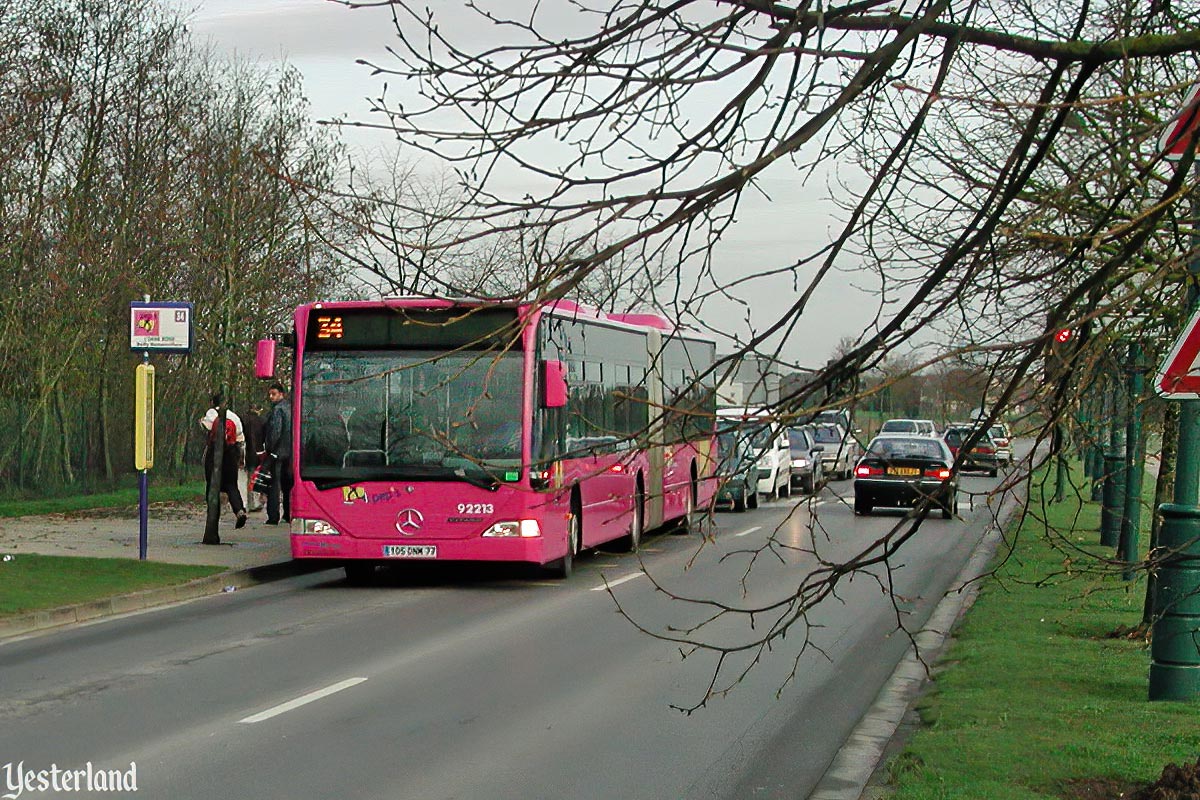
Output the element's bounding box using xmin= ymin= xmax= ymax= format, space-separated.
xmin=264 ymin=383 xmax=293 ymax=525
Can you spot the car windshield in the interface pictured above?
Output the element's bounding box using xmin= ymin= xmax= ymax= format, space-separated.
xmin=717 ymin=418 xmax=773 ymax=452
xmin=990 ymin=425 xmax=1007 ymax=440
xmin=717 ymin=432 xmax=747 ymax=468
xmin=946 ymin=428 xmax=988 ymax=448
xmin=811 ymin=425 xmax=843 ymax=445
xmin=788 ymin=428 xmax=811 ymax=455
xmin=881 ymin=420 xmax=917 ymax=433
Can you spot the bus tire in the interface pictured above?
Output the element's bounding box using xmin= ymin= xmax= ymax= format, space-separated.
xmin=624 ymin=478 xmax=646 ymax=551
xmin=674 ymin=470 xmax=697 ymax=534
xmin=547 ymin=494 xmax=581 ymax=578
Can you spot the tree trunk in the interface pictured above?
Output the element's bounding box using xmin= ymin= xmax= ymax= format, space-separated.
xmin=99 ymin=342 xmax=114 ymax=481
xmin=54 ymin=386 xmax=75 ymax=485
xmin=203 ymin=390 xmax=227 ymax=545
xmin=1143 ymin=403 xmax=1178 ymax=627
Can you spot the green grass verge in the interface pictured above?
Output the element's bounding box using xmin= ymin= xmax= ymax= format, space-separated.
xmin=0 ymin=482 xmax=205 ymax=518
xmin=0 ymin=554 xmax=224 ymax=617
xmin=887 ymin=459 xmax=1197 ymax=799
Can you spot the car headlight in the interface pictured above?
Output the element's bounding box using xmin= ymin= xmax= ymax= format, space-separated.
xmin=294 ymin=518 xmax=341 ymax=535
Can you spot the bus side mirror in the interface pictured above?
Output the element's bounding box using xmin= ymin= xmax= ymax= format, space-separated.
xmin=255 ymin=339 xmax=276 ymax=379
xmin=541 ymin=360 xmax=568 ymax=408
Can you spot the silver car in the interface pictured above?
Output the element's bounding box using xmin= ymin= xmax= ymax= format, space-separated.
xmin=810 ymin=423 xmax=860 ymax=480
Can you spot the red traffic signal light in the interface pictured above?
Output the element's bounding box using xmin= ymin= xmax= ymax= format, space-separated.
xmin=1054 ymin=328 xmax=1073 ymax=344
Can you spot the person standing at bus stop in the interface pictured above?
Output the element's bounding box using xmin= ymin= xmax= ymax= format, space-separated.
xmin=264 ymin=382 xmax=293 ymax=525
xmin=200 ymin=397 xmax=247 ymax=529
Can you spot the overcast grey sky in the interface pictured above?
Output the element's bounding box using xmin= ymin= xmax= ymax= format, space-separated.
xmin=179 ymin=0 xmax=880 ymax=367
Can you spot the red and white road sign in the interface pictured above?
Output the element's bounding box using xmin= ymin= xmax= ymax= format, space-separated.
xmin=1159 ymin=82 xmax=1200 ymax=161
xmin=1155 ymin=307 xmax=1200 ymax=399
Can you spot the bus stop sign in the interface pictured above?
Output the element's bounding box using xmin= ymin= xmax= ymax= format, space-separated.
xmin=130 ymin=301 xmax=193 ymax=353
xmin=1160 ymin=82 xmax=1200 ymax=161
xmin=1155 ymin=307 xmax=1200 ymax=399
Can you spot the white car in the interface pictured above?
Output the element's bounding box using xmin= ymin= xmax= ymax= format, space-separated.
xmin=717 ymin=408 xmax=793 ymax=499
xmin=880 ymin=418 xmax=937 ymax=437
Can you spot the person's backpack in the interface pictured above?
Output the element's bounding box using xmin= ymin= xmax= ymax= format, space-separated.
xmin=208 ymin=418 xmax=238 ymax=446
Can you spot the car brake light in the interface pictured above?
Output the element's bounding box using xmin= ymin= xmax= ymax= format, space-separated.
xmin=855 ymin=465 xmax=882 ymax=477
xmin=924 ymin=468 xmax=952 ymax=480
xmin=977 ymin=446 xmax=995 ymax=455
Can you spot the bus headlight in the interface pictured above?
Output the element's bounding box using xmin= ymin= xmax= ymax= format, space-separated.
xmin=294 ymin=518 xmax=341 ymax=536
xmin=482 ymin=520 xmax=542 ymax=538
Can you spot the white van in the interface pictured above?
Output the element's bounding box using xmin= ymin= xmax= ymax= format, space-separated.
xmin=717 ymin=408 xmax=793 ymax=500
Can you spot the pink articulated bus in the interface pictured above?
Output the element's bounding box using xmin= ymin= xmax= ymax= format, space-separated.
xmin=258 ymin=298 xmax=717 ymax=581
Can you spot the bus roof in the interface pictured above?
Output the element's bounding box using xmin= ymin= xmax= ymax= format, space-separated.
xmin=308 ymin=297 xmax=713 ymax=342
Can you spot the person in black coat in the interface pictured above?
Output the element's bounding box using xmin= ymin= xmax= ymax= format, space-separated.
xmin=264 ymin=383 xmax=293 ymax=525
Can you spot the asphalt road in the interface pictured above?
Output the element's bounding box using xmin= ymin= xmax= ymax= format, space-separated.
xmin=0 ymin=467 xmax=1018 ymax=800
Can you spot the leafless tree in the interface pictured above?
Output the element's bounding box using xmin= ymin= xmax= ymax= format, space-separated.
xmin=324 ymin=0 xmax=1200 ymax=707
xmin=0 ymin=0 xmax=347 ymax=492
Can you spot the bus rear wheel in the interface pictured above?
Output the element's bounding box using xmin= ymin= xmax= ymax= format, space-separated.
xmin=620 ymin=480 xmax=646 ymax=552
xmin=674 ymin=477 xmax=697 ymax=534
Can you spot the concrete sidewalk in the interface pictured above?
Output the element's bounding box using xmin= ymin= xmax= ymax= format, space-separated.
xmin=0 ymin=501 xmax=292 ymax=570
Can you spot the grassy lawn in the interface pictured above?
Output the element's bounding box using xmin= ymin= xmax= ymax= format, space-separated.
xmin=887 ymin=460 xmax=1199 ymax=799
xmin=0 ymin=554 xmax=224 ymax=617
xmin=0 ymin=481 xmax=205 ymax=518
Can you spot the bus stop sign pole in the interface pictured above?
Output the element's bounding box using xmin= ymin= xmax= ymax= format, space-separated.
xmin=134 ymin=359 xmax=154 ymax=560
xmin=129 ymin=295 xmax=192 ymax=561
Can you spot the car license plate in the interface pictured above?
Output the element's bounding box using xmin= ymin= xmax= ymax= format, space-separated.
xmin=383 ymin=545 xmax=437 ymax=558
xmin=887 ymin=467 xmax=920 ymax=476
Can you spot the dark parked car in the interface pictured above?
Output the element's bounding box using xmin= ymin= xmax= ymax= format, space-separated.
xmin=853 ymin=434 xmax=959 ymax=518
xmin=715 ymin=430 xmax=761 ymax=512
xmin=787 ymin=425 xmax=825 ymax=493
xmin=942 ymin=425 xmax=1000 ymax=477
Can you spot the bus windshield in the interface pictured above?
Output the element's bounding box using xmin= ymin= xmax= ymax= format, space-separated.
xmin=300 ymin=350 xmax=524 ymax=488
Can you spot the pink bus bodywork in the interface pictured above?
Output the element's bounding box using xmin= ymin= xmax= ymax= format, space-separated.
xmin=282 ymin=298 xmax=716 ymax=575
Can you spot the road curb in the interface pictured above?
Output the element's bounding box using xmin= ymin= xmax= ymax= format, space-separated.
xmin=808 ymin=484 xmax=1026 ymax=800
xmin=0 ymin=559 xmax=323 ymax=642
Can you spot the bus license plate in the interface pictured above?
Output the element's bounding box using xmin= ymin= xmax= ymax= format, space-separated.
xmin=383 ymin=545 xmax=437 ymax=558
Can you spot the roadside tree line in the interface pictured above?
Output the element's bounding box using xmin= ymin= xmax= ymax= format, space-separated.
xmin=0 ymin=0 xmax=347 ymax=491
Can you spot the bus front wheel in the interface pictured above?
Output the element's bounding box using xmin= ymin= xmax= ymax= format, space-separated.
xmin=547 ymin=498 xmax=581 ymax=579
